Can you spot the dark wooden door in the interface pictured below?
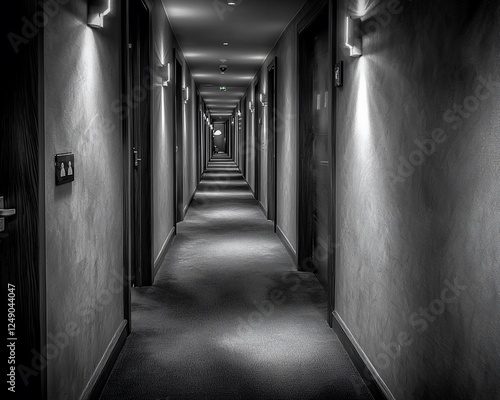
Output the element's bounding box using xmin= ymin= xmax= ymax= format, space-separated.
xmin=241 ymin=97 xmax=247 ymax=178
xmin=267 ymin=59 xmax=277 ymax=231
xmin=130 ymin=0 xmax=152 ymax=287
xmin=174 ymin=56 xmax=184 ymax=223
xmin=1 ymin=1 xmax=44 ymax=398
xmin=298 ymin=8 xmax=331 ymax=289
xmin=254 ymin=82 xmax=260 ymax=200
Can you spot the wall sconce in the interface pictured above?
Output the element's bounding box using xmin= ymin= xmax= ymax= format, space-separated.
xmin=249 ymin=101 xmax=255 ymax=113
xmin=88 ymin=0 xmax=111 ymax=28
xmin=237 ymin=109 xmax=241 ymax=117
xmin=182 ymin=87 xmax=189 ymax=103
xmin=160 ymin=63 xmax=171 ymax=87
xmin=259 ymin=93 xmax=268 ymax=107
xmin=345 ymin=16 xmax=362 ymax=57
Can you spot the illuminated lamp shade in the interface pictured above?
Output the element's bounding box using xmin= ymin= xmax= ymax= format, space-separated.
xmin=161 ymin=63 xmax=171 ymax=87
xmin=214 ymin=130 xmax=223 ymax=136
xmin=345 ymin=16 xmax=362 ymax=57
xmin=88 ymin=0 xmax=111 ymax=28
xmin=259 ymin=93 xmax=268 ymax=107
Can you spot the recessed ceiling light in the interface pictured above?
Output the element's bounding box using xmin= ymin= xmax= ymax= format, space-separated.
xmin=228 ymin=2 xmax=236 ymax=5
xmin=223 ymin=42 xmax=229 ymax=46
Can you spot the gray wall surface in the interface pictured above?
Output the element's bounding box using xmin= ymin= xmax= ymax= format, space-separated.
xmin=254 ymin=0 xmax=322 ymax=256
xmin=153 ymin=0 xmax=200 ymax=261
xmin=152 ymin=0 xmax=176 ymax=262
xmin=44 ymin=1 xmax=124 ymax=398
xmin=335 ymin=0 xmax=500 ymax=398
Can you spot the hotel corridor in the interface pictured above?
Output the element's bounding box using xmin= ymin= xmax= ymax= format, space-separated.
xmin=99 ymin=159 xmax=373 ymax=399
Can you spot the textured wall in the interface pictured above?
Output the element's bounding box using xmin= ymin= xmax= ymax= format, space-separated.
xmin=44 ymin=1 xmax=124 ymax=399
xmin=152 ymin=0 xmax=176 ymax=260
xmin=153 ymin=0 xmax=199 ymax=260
xmin=245 ymin=87 xmax=256 ymax=192
xmin=335 ymin=0 xmax=500 ymax=398
xmin=183 ymin=71 xmax=199 ymax=208
xmin=256 ymin=0 xmax=321 ymax=254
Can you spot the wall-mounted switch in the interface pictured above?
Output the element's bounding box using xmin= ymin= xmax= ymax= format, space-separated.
xmin=55 ymin=153 xmax=75 ymax=186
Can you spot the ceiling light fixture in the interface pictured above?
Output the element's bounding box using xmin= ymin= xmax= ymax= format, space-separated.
xmin=223 ymin=42 xmax=229 ymax=46
xmin=228 ymin=2 xmax=236 ymax=5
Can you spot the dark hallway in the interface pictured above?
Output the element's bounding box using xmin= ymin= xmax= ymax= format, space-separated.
xmin=2 ymin=0 xmax=500 ymax=399
xmin=100 ymin=159 xmax=373 ymax=399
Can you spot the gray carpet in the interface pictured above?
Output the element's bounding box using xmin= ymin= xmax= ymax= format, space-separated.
xmin=99 ymin=159 xmax=374 ymax=400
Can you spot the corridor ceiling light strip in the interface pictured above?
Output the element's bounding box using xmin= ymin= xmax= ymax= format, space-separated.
xmin=88 ymin=0 xmax=112 ymax=28
xmin=345 ymin=16 xmax=362 ymax=57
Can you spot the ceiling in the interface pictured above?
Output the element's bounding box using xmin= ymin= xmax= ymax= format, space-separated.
xmin=161 ymin=0 xmax=307 ymax=118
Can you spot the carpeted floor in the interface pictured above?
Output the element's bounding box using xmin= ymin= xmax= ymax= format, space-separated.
xmin=99 ymin=159 xmax=374 ymax=400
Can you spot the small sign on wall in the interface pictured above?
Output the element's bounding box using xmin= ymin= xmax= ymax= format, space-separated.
xmin=55 ymin=153 xmax=75 ymax=186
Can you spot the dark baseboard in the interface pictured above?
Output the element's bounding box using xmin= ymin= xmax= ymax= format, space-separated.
xmin=331 ymin=312 xmax=394 ymax=400
xmin=183 ymin=186 xmax=197 ymax=218
xmin=259 ymin=201 xmax=267 ymax=217
xmin=81 ymin=320 xmax=128 ymax=400
xmin=154 ymin=226 xmax=176 ymax=277
xmin=276 ymin=225 xmax=297 ymax=265
xmin=243 ymin=176 xmax=256 ymax=198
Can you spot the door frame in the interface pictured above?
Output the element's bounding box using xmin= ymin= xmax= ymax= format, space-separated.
xmin=122 ymin=0 xmax=154 ymax=328
xmin=253 ymin=81 xmax=260 ymax=200
xmin=297 ymin=0 xmax=336 ymax=324
xmin=173 ymin=51 xmax=184 ymax=225
xmin=129 ymin=0 xmax=153 ymax=288
xmin=267 ymin=57 xmax=278 ymax=232
xmin=241 ymin=96 xmax=247 ymax=178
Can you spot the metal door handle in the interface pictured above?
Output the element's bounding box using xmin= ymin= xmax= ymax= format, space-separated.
xmin=133 ymin=149 xmax=142 ymax=167
xmin=0 ymin=197 xmax=15 ymax=217
xmin=0 ymin=208 xmax=16 ymax=217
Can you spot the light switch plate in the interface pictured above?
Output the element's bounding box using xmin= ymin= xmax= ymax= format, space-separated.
xmin=55 ymin=153 xmax=75 ymax=186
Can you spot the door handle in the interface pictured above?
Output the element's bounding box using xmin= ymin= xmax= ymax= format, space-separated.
xmin=0 ymin=209 xmax=15 ymax=217
xmin=0 ymin=197 xmax=16 ymax=217
xmin=133 ymin=148 xmax=142 ymax=167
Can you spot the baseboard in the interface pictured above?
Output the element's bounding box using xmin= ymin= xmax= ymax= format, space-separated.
xmin=276 ymin=225 xmax=297 ymax=264
xmin=80 ymin=320 xmax=128 ymax=400
xmin=183 ymin=186 xmax=197 ymax=218
xmin=331 ymin=312 xmax=394 ymax=400
xmin=243 ymin=176 xmax=256 ymax=198
xmin=259 ymin=201 xmax=267 ymax=217
xmin=154 ymin=226 xmax=176 ymax=276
